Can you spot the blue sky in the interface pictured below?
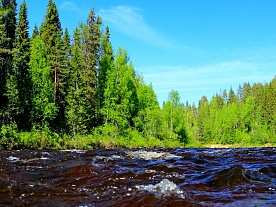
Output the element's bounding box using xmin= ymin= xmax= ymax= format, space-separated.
xmin=18 ymin=0 xmax=276 ymax=105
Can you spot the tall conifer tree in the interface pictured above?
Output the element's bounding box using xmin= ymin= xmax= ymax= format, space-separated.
xmin=55 ymin=28 xmax=71 ymax=132
xmin=66 ymin=27 xmax=86 ymax=135
xmin=0 ymin=0 xmax=16 ymax=122
xmin=0 ymin=4 xmax=10 ymax=122
xmin=6 ymin=0 xmax=31 ymax=129
xmin=40 ymin=0 xmax=64 ymax=130
xmin=80 ymin=8 xmax=102 ymax=130
xmin=96 ymin=26 xmax=113 ymax=125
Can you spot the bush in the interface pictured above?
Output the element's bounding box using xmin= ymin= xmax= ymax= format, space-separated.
xmin=0 ymin=124 xmax=19 ymax=149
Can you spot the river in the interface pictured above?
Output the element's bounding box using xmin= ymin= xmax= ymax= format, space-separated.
xmin=0 ymin=148 xmax=275 ymax=206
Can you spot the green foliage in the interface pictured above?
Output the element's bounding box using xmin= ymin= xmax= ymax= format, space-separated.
xmin=29 ymin=35 xmax=57 ymax=127
xmin=0 ymin=0 xmax=275 ymax=150
xmin=65 ymin=27 xmax=87 ymax=135
xmin=0 ymin=2 xmax=15 ymax=122
xmin=101 ymin=48 xmax=139 ymax=131
xmin=0 ymin=123 xmax=18 ymax=149
xmin=6 ymin=0 xmax=31 ymax=129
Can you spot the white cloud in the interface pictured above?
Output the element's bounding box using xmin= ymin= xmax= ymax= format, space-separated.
xmin=99 ymin=6 xmax=174 ymax=48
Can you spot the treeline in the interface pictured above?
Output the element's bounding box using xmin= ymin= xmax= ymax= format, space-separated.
xmin=0 ymin=0 xmax=275 ymax=149
xmin=185 ymin=81 xmax=276 ymax=146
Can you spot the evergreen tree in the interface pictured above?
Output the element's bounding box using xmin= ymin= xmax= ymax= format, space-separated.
xmin=228 ymin=87 xmax=238 ymax=104
xmin=6 ymin=0 xmax=31 ymax=129
xmin=54 ymin=27 xmax=71 ymax=132
xmin=96 ymin=26 xmax=113 ymax=125
xmin=0 ymin=0 xmax=16 ymax=122
xmin=40 ymin=0 xmax=67 ymax=131
xmin=79 ymin=8 xmax=102 ymax=130
xmin=40 ymin=0 xmax=62 ymax=56
xmin=0 ymin=4 xmax=11 ymax=122
xmin=31 ymin=24 xmax=39 ymax=39
xmin=2 ymin=0 xmax=16 ymax=50
xmin=66 ymin=27 xmax=87 ymax=135
xmin=242 ymin=82 xmax=251 ymax=102
xmin=196 ymin=95 xmax=210 ymax=142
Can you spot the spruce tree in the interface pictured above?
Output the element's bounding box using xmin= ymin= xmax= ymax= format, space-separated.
xmin=6 ymin=0 xmax=31 ymax=129
xmin=31 ymin=24 xmax=39 ymax=39
xmin=228 ymin=87 xmax=237 ymax=104
xmin=196 ymin=96 xmax=209 ymax=143
xmin=0 ymin=5 xmax=11 ymax=122
xmin=96 ymin=26 xmax=113 ymax=125
xmin=66 ymin=27 xmax=86 ymax=135
xmin=40 ymin=0 xmax=64 ymax=130
xmin=40 ymin=0 xmax=62 ymax=55
xmin=2 ymin=0 xmax=16 ymax=50
xmin=80 ymin=8 xmax=102 ymax=130
xmin=0 ymin=0 xmax=16 ymax=122
xmin=55 ymin=28 xmax=71 ymax=132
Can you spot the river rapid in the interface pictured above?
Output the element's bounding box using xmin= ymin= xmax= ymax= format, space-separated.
xmin=0 ymin=148 xmax=275 ymax=206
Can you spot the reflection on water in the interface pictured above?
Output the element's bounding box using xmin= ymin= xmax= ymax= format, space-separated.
xmin=0 ymin=148 xmax=275 ymax=206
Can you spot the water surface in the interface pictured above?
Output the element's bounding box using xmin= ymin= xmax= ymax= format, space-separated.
xmin=0 ymin=148 xmax=275 ymax=206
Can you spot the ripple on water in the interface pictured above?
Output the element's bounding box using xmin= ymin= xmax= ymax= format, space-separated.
xmin=0 ymin=148 xmax=276 ymax=206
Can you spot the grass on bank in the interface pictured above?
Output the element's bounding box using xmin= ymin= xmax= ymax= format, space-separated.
xmin=0 ymin=124 xmax=275 ymax=150
xmin=0 ymin=124 xmax=183 ymax=150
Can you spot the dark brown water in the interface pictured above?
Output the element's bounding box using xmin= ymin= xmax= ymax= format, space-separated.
xmin=0 ymin=148 xmax=275 ymax=207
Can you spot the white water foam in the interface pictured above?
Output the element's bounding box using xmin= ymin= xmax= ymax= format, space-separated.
xmin=7 ymin=156 xmax=20 ymax=162
xmin=126 ymin=150 xmax=180 ymax=160
xmin=135 ymin=179 xmax=185 ymax=199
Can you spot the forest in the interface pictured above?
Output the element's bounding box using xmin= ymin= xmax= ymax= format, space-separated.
xmin=0 ymin=0 xmax=275 ymax=149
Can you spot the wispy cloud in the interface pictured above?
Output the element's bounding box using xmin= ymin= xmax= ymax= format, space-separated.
xmin=138 ymin=60 xmax=275 ymax=103
xmin=60 ymin=1 xmax=86 ymax=15
xmin=99 ymin=6 xmax=174 ymax=48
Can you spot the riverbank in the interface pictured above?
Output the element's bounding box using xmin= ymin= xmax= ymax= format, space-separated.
xmin=202 ymin=143 xmax=275 ymax=148
xmin=1 ymin=125 xmax=275 ymax=150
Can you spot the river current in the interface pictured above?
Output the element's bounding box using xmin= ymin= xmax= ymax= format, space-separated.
xmin=0 ymin=148 xmax=275 ymax=206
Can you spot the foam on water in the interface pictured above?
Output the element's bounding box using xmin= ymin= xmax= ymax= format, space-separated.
xmin=135 ymin=179 xmax=185 ymax=199
xmin=126 ymin=150 xmax=180 ymax=160
xmin=6 ymin=156 xmax=20 ymax=162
